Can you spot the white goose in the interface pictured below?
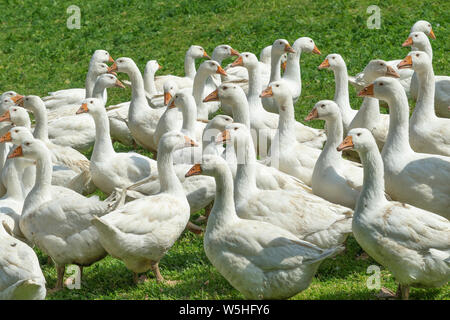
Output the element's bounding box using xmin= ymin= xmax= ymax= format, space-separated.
xmin=76 ymin=98 xmax=157 ymax=195
xmin=261 ymin=82 xmax=321 ymax=186
xmin=359 ymin=77 xmax=450 ymax=219
xmin=0 ymin=223 xmax=46 ymax=300
xmin=348 ymin=20 xmax=436 ymax=96
xmin=220 ymin=123 xmax=353 ymax=249
xmin=398 ymin=52 xmax=450 ymax=156
xmin=261 ymin=39 xmax=296 ymax=113
xmin=186 ymin=155 xmax=343 ymax=300
xmin=13 ymin=138 xmax=121 ymax=291
xmin=192 ymin=60 xmax=227 ymax=120
xmin=318 ymin=53 xmax=358 ymax=134
xmin=109 ymin=57 xmax=165 ymax=153
xmin=305 ymin=100 xmax=363 ymax=209
xmin=348 ymin=60 xmax=400 ymax=149
xmin=337 ymin=128 xmax=449 ymax=300
xmin=153 ymin=45 xmax=211 ymax=92
xmin=403 ymin=32 xmax=450 ymax=118
xmin=204 ymin=44 xmax=240 ymax=93
xmin=44 ymin=72 xmax=125 ymax=152
xmin=43 ymin=52 xmax=113 ymax=109
xmin=91 ymin=132 xmax=193 ymax=284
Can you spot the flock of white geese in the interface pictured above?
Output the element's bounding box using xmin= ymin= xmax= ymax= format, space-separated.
xmin=0 ymin=19 xmax=449 ymax=300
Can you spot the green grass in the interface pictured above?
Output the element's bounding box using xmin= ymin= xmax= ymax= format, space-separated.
xmin=0 ymin=0 xmax=448 ymax=299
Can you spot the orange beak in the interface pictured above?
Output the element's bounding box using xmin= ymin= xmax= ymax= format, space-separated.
xmin=386 ymin=65 xmax=400 ymax=78
xmin=231 ymin=55 xmax=243 ymax=67
xmin=8 ymin=145 xmax=22 ymax=159
xmin=358 ymin=84 xmax=375 ymax=97
xmin=304 ymin=108 xmax=319 ymax=121
xmin=108 ymin=62 xmax=118 ymax=73
xmin=158 ymin=64 xmax=163 ymax=70
xmin=203 ymin=89 xmax=219 ymax=103
xmin=312 ymin=45 xmax=321 ymax=55
xmin=281 ymin=61 xmax=287 ymax=72
xmin=402 ymin=37 xmax=413 ymax=47
xmin=337 ymin=136 xmax=354 ymax=152
xmin=185 ymin=164 xmax=202 ymax=177
xmin=0 ymin=110 xmax=11 ymax=122
xmin=11 ymin=95 xmax=24 ymax=105
xmin=164 ymin=92 xmax=172 ymax=106
xmin=216 ymin=66 xmax=227 ymax=76
xmin=397 ymin=55 xmax=412 ymax=69
xmin=318 ymin=58 xmax=330 ymax=69
xmin=0 ymin=131 xmax=12 ymax=143
xmin=230 ymin=48 xmax=240 ymax=56
xmin=203 ymin=51 xmax=211 ymax=59
xmin=76 ymin=103 xmax=89 ymax=114
xmin=260 ymin=86 xmax=273 ymax=98
xmin=216 ymin=130 xmax=231 ymax=143
xmin=108 ymin=56 xmax=115 ymax=63
xmin=284 ymin=43 xmax=295 ymax=53
xmin=184 ymin=136 xmax=198 ymax=147
xmin=115 ymin=79 xmax=126 ymax=89
xmin=429 ymin=29 xmax=436 ymax=39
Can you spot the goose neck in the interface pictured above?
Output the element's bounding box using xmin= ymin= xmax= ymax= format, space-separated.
xmin=322 ymin=115 xmax=344 ymax=159
xmin=92 ymin=82 xmax=108 ymax=99
xmin=277 ymin=97 xmax=295 ymax=136
xmin=333 ymin=66 xmax=351 ymax=113
xmin=234 ymin=136 xmax=257 ymax=202
xmin=185 ymin=53 xmax=196 ymax=80
xmin=246 ymin=65 xmax=264 ymax=110
xmin=355 ymin=145 xmax=386 ymax=213
xmin=180 ymin=99 xmax=198 ymax=138
xmin=31 ymin=103 xmax=49 ymax=142
xmin=228 ymin=96 xmax=251 ymax=129
xmin=3 ymin=160 xmax=24 ymax=200
xmin=193 ymin=70 xmax=211 ymax=120
xmin=382 ymin=91 xmax=413 ymax=158
xmin=412 ymin=66 xmax=436 ymax=122
xmin=91 ymin=111 xmax=115 ymax=162
xmin=157 ymin=147 xmax=183 ymax=194
xmin=355 ymin=97 xmax=381 ymax=127
xmin=144 ymin=68 xmax=158 ymax=95
xmin=270 ymin=51 xmax=283 ymax=82
xmin=84 ymin=69 xmax=98 ymax=98
xmin=283 ymin=50 xmax=301 ymax=82
xmin=207 ymin=166 xmax=239 ymax=229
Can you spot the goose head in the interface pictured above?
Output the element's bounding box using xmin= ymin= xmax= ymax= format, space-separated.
xmin=197 ymin=60 xmax=227 ymax=78
xmin=185 ymin=154 xmax=229 ymax=178
xmin=8 ymin=138 xmax=49 ymax=161
xmin=292 ymin=37 xmax=321 ymax=55
xmin=167 ymin=90 xmax=196 ymax=111
xmin=337 ymin=128 xmax=376 ymax=153
xmin=90 ymin=62 xmax=110 ymax=77
xmin=0 ymin=106 xmax=30 ymax=126
xmin=144 ymin=60 xmax=162 ymax=76
xmin=163 ymin=80 xmax=178 ymax=105
xmin=0 ymin=126 xmax=33 ymax=145
xmin=260 ymin=80 xmax=292 ymax=108
xmin=212 ymin=45 xmax=240 ymax=62
xmin=318 ymin=53 xmax=345 ymax=71
xmin=231 ymin=52 xmax=259 ymax=69
xmin=0 ymin=96 xmax=17 ymax=113
xmin=305 ymin=100 xmax=340 ymax=122
xmin=14 ymin=95 xmax=45 ymax=113
xmin=203 ymin=83 xmax=246 ymax=106
xmin=158 ymin=131 xmax=198 ymax=153
xmin=402 ymin=31 xmax=430 ymax=50
xmin=358 ymin=76 xmax=404 ymax=104
xmin=217 ymin=122 xmax=252 ymax=157
xmin=411 ymin=20 xmax=435 ymax=39
xmin=271 ymin=39 xmax=295 ymax=56
xmin=1 ymin=91 xmax=18 ymax=101
xmin=208 ymin=114 xmax=233 ymax=131
xmin=187 ymin=45 xmax=211 ymax=60
xmin=94 ymin=73 xmax=126 ymax=90
xmin=92 ymin=50 xmax=114 ymax=64
xmin=360 ymin=60 xmax=400 ymax=83
xmin=107 ymin=57 xmax=137 ymax=74
xmin=76 ymin=98 xmax=105 ymax=116
xmin=397 ymin=51 xmax=431 ymax=72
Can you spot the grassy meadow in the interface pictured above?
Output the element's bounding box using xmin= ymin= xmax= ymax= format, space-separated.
xmin=0 ymin=0 xmax=448 ymax=299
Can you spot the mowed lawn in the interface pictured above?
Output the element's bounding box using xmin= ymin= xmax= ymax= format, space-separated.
xmin=0 ymin=0 xmax=449 ymax=299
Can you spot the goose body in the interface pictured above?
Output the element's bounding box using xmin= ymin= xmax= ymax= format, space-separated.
xmin=188 ymin=155 xmax=343 ymax=300
xmin=360 ymin=77 xmax=450 ymax=219
xmin=338 ymin=128 xmax=450 ymax=299
xmin=0 ymin=223 xmax=46 ymax=300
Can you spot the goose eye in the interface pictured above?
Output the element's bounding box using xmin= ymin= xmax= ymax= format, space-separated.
xmin=332 ymin=57 xmax=335 ymax=59
xmin=321 ymin=104 xmax=325 ymax=108
xmin=276 ymin=84 xmax=279 ymax=88
xmin=90 ymin=100 xmax=93 ymax=104
xmin=279 ymin=41 xmax=282 ymax=45
xmin=223 ymin=86 xmax=227 ymax=90
xmin=25 ymin=142 xmax=30 ymax=146
xmin=234 ymin=127 xmax=238 ymax=131
xmin=379 ymin=83 xmax=384 ymax=86
xmin=25 ymin=98 xmax=29 ymax=101
xmin=13 ymin=108 xmax=16 ymax=111
xmin=428 ymin=24 xmax=431 ymax=27
xmin=357 ymin=133 xmax=361 ymax=137
xmin=245 ymin=54 xmax=248 ymax=58
xmin=416 ymin=54 xmax=419 ymax=57
xmin=415 ymin=34 xmax=418 ymax=37
xmin=310 ymin=40 xmax=312 ymax=42
xmin=14 ymin=130 xmax=18 ymax=133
